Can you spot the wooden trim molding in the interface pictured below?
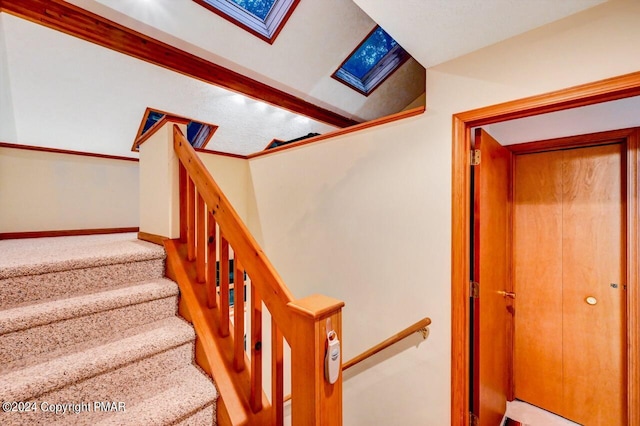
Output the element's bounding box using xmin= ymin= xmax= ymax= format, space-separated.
xmin=137 ymin=231 xmax=168 ymax=246
xmin=506 ymin=128 xmax=632 ymax=154
xmin=0 ymin=142 xmax=138 ymax=162
xmin=456 ymin=71 xmax=640 ymax=127
xmin=134 ymin=106 xmax=424 ymax=160
xmin=451 ymin=71 xmax=640 ymax=426
xmin=194 ymin=147 xmax=248 ymax=160
xmin=249 ymin=106 xmax=425 ymax=158
xmin=0 ymin=227 xmax=139 ymax=240
xmin=626 ymin=129 xmax=640 ymax=426
xmin=0 ymin=0 xmax=358 ymax=129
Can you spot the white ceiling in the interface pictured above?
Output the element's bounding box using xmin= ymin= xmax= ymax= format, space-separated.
xmin=64 ymin=0 xmax=426 ymax=122
xmin=1 ymin=1 xmax=613 ymax=156
xmin=479 ymin=95 xmax=640 ymax=146
xmin=63 ymin=0 xmax=604 ymax=121
xmin=352 ymin=0 xmax=606 ymax=68
xmin=0 ymin=13 xmax=336 ymax=157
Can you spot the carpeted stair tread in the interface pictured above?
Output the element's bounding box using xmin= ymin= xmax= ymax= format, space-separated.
xmin=0 ymin=278 xmax=178 ymax=335
xmin=0 ymin=233 xmax=165 ymax=279
xmin=96 ymin=366 xmax=216 ymax=426
xmin=0 ymin=234 xmax=219 ymax=425
xmin=1 ymin=343 xmax=197 ymax=426
xmin=0 ymin=258 xmax=166 ymax=309
xmin=0 ymin=317 xmax=195 ymax=401
xmin=1 ymin=314 xmax=187 ymax=374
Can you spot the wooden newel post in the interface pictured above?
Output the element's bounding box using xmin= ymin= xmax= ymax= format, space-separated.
xmin=288 ymin=294 xmax=345 ymax=426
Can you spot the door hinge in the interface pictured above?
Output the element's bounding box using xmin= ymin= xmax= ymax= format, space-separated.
xmin=470 ymin=412 xmax=479 ymax=426
xmin=470 ymin=281 xmax=479 ymax=299
xmin=470 ymin=149 xmax=481 ymax=166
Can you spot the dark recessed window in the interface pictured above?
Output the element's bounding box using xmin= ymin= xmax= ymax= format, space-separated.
xmin=264 ymin=133 xmax=320 ymax=150
xmin=142 ymin=110 xmax=165 ymax=134
xmin=132 ymin=108 xmax=218 ymax=152
xmin=193 ymin=0 xmax=300 ymax=43
xmin=332 ymin=26 xmax=410 ymax=96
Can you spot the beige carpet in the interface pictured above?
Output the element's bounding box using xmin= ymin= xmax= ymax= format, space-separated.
xmin=0 ymin=232 xmax=165 ymax=279
xmin=0 ymin=233 xmax=217 ymax=425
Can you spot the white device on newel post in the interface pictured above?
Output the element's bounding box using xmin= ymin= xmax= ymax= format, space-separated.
xmin=325 ymin=317 xmax=341 ymax=384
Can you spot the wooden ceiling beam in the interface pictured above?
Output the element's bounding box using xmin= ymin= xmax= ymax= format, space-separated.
xmin=0 ymin=0 xmax=360 ymax=128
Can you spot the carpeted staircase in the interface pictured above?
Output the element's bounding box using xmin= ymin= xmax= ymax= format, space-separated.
xmin=0 ymin=233 xmax=217 ymax=425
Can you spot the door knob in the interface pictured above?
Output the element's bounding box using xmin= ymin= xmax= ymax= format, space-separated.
xmin=585 ymin=296 xmax=597 ymax=305
xmin=497 ymin=290 xmax=515 ymax=299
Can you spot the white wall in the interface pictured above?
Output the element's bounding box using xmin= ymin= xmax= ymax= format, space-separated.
xmin=138 ymin=123 xmax=181 ymax=239
xmin=0 ymin=147 xmax=139 ymax=233
xmin=247 ymin=1 xmax=640 ymax=424
xmin=0 ymin=14 xmax=17 ymax=142
xmin=199 ymin=152 xmax=255 ymax=234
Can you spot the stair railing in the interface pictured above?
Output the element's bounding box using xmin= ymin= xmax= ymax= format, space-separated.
xmin=283 ymin=316 xmax=431 ymax=403
xmin=166 ymin=125 xmax=344 ymax=425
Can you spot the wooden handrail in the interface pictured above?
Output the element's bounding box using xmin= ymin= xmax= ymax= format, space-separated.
xmin=343 ymin=316 xmax=431 ymax=371
xmin=283 ymin=316 xmax=431 ymax=403
xmin=168 ymin=124 xmax=344 ymax=425
xmin=173 ymin=125 xmax=296 ymax=327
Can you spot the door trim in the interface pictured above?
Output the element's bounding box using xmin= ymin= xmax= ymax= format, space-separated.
xmin=451 ymin=71 xmax=640 ymax=426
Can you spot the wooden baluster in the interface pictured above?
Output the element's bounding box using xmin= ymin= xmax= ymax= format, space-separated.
xmin=233 ymin=258 xmax=245 ymax=372
xmin=250 ymin=284 xmax=263 ymax=413
xmin=196 ymin=192 xmax=205 ymax=282
xmin=272 ymin=318 xmax=284 ymax=426
xmin=179 ymin=162 xmax=187 ymax=243
xmin=186 ymin=176 xmax=196 ymax=261
xmin=206 ymin=212 xmax=217 ymax=308
xmin=219 ymin=234 xmax=230 ymax=337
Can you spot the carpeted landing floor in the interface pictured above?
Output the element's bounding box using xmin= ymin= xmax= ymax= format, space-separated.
xmin=0 ymin=233 xmax=217 ymax=425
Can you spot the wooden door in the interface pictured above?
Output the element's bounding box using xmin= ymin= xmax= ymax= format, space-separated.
xmin=472 ymin=129 xmax=513 ymax=426
xmin=514 ymin=144 xmax=627 ymax=425
xmin=513 ymin=150 xmax=564 ymax=414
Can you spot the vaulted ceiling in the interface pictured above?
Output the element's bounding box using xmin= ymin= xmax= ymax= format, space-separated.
xmin=0 ymin=0 xmax=607 ymax=157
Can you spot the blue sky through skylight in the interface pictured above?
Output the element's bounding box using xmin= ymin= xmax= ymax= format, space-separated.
xmin=332 ymin=25 xmax=409 ymax=96
xmin=342 ymin=27 xmax=397 ymax=80
xmin=142 ymin=110 xmax=164 ymax=134
xmin=228 ymin=0 xmax=276 ymax=20
xmin=138 ymin=110 xmax=215 ymax=150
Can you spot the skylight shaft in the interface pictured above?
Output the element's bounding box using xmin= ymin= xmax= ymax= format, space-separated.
xmin=332 ymin=26 xmax=410 ymax=96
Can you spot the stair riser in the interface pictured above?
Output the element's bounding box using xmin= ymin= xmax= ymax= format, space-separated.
xmin=0 ymin=297 xmax=177 ymax=364
xmin=0 ymin=342 xmax=195 ymax=426
xmin=0 ymin=259 xmax=165 ymax=309
xmin=176 ymin=404 xmax=215 ymax=426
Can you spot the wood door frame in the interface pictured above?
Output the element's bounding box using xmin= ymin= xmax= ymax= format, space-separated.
xmin=451 ymin=71 xmax=640 ymax=426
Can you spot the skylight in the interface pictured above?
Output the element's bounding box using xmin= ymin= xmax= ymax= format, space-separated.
xmin=132 ymin=108 xmax=218 ymax=152
xmin=228 ymin=0 xmax=275 ymax=20
xmin=333 ymin=26 xmax=410 ymax=96
xmin=194 ymin=0 xmax=300 ymax=43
